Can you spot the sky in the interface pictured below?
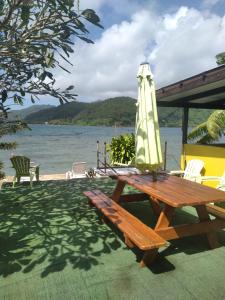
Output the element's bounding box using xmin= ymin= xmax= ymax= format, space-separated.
xmin=14 ymin=0 xmax=225 ymax=108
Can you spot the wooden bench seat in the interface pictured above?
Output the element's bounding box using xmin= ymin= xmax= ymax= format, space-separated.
xmin=206 ymin=204 xmax=225 ymax=220
xmin=84 ymin=190 xmax=167 ymax=266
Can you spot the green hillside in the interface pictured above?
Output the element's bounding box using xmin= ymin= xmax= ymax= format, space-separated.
xmin=23 ymin=97 xmax=213 ymax=127
xmin=8 ymin=105 xmax=55 ymax=121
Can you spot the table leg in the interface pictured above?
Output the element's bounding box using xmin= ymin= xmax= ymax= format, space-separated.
xmin=111 ymin=180 xmax=126 ymax=203
xmin=195 ymin=205 xmax=220 ymax=249
xmin=155 ymin=204 xmax=175 ymax=230
xmin=149 ymin=196 xmax=161 ymax=217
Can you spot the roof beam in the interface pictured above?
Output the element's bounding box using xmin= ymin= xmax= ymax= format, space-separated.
xmin=157 ymin=100 xmax=225 ymax=109
xmin=161 ymin=86 xmax=225 ymax=107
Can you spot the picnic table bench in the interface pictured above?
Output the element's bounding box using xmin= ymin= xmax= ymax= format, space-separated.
xmin=84 ymin=190 xmax=167 ymax=266
xmin=84 ymin=174 xmax=225 ymax=268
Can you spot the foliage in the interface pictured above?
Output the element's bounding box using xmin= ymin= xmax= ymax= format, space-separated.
xmin=216 ymin=52 xmax=225 ymax=65
xmin=0 ymin=110 xmax=29 ymax=179
xmin=0 ymin=0 xmax=102 ymax=115
xmin=188 ymin=110 xmax=225 ymax=144
xmin=107 ymin=133 xmax=135 ymax=165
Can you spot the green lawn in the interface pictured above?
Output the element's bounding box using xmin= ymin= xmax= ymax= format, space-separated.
xmin=0 ymin=178 xmax=225 ymax=300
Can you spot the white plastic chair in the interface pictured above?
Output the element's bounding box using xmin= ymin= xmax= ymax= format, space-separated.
xmin=66 ymin=162 xmax=88 ymax=179
xmin=200 ymin=171 xmax=225 ymax=191
xmin=169 ymin=159 xmax=204 ymax=183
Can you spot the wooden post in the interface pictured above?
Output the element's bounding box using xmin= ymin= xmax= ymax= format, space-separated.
xmin=104 ymin=142 xmax=107 ymax=173
xmin=163 ymin=141 xmax=167 ymax=171
xmin=97 ymin=140 xmax=100 ymax=169
xmin=182 ymin=107 xmax=189 ymax=144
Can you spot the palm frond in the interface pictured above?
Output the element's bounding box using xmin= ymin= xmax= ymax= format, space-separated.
xmin=196 ymin=133 xmax=218 ymax=144
xmin=207 ymin=110 xmax=225 ymax=128
xmin=188 ymin=110 xmax=225 ymax=144
xmin=187 ymin=122 xmax=208 ymax=141
xmin=206 ymin=110 xmax=225 ymax=140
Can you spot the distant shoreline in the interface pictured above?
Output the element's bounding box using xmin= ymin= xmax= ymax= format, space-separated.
xmin=28 ymin=122 xmax=181 ymax=128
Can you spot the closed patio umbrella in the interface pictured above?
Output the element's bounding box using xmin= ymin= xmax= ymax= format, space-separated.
xmin=135 ymin=62 xmax=163 ymax=176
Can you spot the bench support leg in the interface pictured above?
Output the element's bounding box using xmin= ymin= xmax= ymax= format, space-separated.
xmin=111 ymin=181 xmax=126 ymax=202
xmin=140 ymin=249 xmax=158 ymax=268
xmin=196 ymin=205 xmax=220 ymax=249
xmin=124 ymin=234 xmax=135 ymax=248
xmin=155 ymin=204 xmax=175 ymax=230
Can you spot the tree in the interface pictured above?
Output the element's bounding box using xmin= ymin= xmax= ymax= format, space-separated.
xmin=0 ymin=109 xmax=29 ymax=179
xmin=0 ymin=0 xmax=102 ymax=113
xmin=216 ymin=52 xmax=225 ymax=65
xmin=0 ymin=0 xmax=102 ymax=179
xmin=187 ymin=110 xmax=225 ymax=144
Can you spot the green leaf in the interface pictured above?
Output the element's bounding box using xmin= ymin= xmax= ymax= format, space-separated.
xmin=78 ymin=36 xmax=94 ymax=44
xmin=21 ymin=6 xmax=30 ymax=23
xmin=82 ymin=9 xmax=103 ymax=28
xmin=31 ymin=95 xmax=35 ymax=103
xmin=1 ymin=90 xmax=7 ymax=102
xmin=20 ymin=88 xmax=25 ymax=96
xmin=66 ymin=85 xmax=74 ymax=90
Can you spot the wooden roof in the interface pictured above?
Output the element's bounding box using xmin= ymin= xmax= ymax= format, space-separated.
xmin=156 ymin=65 xmax=225 ymax=109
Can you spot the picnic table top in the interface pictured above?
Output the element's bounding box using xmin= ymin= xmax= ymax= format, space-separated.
xmin=118 ymin=174 xmax=225 ymax=208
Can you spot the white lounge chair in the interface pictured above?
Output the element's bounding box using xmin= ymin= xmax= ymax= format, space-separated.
xmin=169 ymin=159 xmax=204 ymax=183
xmin=200 ymin=171 xmax=225 ymax=191
xmin=66 ymin=162 xmax=88 ymax=179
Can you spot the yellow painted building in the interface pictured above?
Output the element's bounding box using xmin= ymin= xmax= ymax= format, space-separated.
xmin=156 ymin=65 xmax=225 ymax=190
xmin=181 ymin=144 xmax=225 ymax=188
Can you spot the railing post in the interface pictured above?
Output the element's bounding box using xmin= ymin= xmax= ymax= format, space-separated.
xmin=97 ymin=140 xmax=99 ymax=169
xmin=104 ymin=142 xmax=107 ymax=173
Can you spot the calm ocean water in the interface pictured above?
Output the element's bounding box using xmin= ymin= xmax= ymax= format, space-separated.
xmin=2 ymin=124 xmax=183 ymax=175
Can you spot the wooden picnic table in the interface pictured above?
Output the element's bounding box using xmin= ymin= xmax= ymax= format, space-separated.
xmin=84 ymin=173 xmax=225 ymax=267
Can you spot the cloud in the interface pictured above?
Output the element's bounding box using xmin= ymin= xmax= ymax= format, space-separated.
xmin=149 ymin=7 xmax=225 ymax=87
xmin=77 ymin=0 xmax=105 ymax=12
xmin=54 ymin=6 xmax=225 ymax=102
xmin=202 ymin=0 xmax=222 ymax=8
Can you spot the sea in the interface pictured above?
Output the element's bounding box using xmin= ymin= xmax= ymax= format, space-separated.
xmin=1 ymin=124 xmax=183 ymax=175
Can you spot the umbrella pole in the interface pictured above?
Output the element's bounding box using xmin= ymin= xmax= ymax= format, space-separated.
xmin=164 ymin=141 xmax=167 ymax=171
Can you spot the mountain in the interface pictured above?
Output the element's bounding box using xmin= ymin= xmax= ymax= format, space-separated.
xmin=23 ymin=97 xmax=213 ymax=127
xmin=8 ymin=105 xmax=55 ymax=121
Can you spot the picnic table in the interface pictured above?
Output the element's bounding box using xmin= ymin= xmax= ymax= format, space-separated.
xmin=84 ymin=173 xmax=225 ymax=268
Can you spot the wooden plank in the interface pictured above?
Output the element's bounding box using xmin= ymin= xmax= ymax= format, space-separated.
xmin=155 ymin=219 xmax=225 ymax=240
xmin=196 ymin=205 xmax=220 ymax=249
xmin=118 ymin=175 xmax=225 ymax=207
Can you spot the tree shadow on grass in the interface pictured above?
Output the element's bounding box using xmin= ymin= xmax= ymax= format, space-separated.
xmin=1 ymin=178 xmax=224 ymax=277
xmin=0 ymin=178 xmax=122 ymax=278
xmin=121 ymin=201 xmax=225 ymax=273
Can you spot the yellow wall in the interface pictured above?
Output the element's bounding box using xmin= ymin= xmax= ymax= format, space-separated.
xmin=181 ymin=144 xmax=225 ymax=188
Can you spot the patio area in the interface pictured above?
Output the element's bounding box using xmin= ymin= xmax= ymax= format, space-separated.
xmin=0 ymin=178 xmax=225 ymax=300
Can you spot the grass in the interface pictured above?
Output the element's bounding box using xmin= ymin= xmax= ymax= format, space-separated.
xmin=0 ymin=178 xmax=225 ymax=300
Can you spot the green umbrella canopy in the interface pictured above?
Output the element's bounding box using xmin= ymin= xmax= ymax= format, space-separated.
xmin=135 ymin=63 xmax=163 ymax=171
